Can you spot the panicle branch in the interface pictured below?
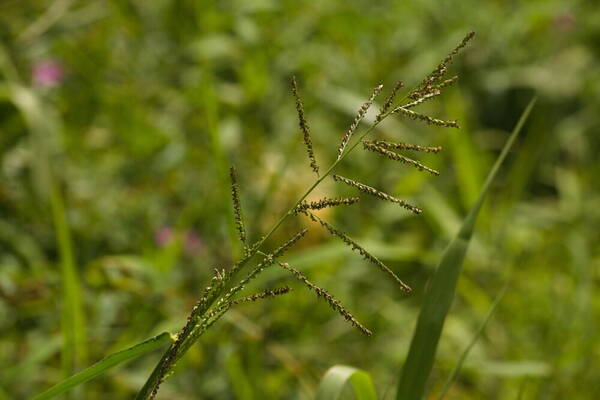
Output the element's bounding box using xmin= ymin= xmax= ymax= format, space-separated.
xmin=277 ymin=262 xmax=372 ymax=335
xmin=174 ymin=288 xmax=292 ymax=371
xmin=362 ymin=141 xmax=440 ymax=176
xmin=371 ymin=140 xmax=442 ymax=153
xmin=337 ymin=84 xmax=384 ymax=159
xmin=332 ymin=174 xmax=422 ymax=214
xmin=231 ymin=286 xmax=292 ymax=305
xmin=302 ymin=212 xmax=412 ymax=292
xmin=434 ymin=75 xmax=458 ymax=91
xmin=225 ymin=229 xmax=308 ymax=300
xmin=294 ymin=196 xmax=360 ymax=214
xmin=392 ymin=106 xmax=459 ymax=128
xmin=402 ymin=90 xmax=441 ymax=109
xmin=229 ymin=166 xmax=248 ymax=253
xmin=376 ymin=80 xmax=404 ymax=122
xmin=291 ymin=76 xmax=319 ymax=175
xmin=409 ymin=31 xmax=475 ymax=100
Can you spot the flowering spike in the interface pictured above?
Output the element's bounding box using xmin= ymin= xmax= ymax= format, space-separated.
xmin=337 ymin=84 xmax=384 ymax=159
xmin=392 ymin=106 xmax=459 ymax=128
xmin=332 ymin=175 xmax=422 ymax=214
xmin=434 ymin=75 xmax=459 ymax=91
xmin=402 ymin=90 xmax=441 ymax=109
xmin=362 ymin=141 xmax=440 ymax=176
xmin=278 ymin=262 xmax=372 ymax=335
xmin=227 ymin=229 xmax=308 ymax=297
xmin=291 ymin=76 xmax=319 ymax=175
xmin=376 ymin=80 xmax=404 ymax=122
xmin=231 ymin=287 xmax=292 ymax=305
xmin=371 ymin=140 xmax=442 ymax=153
xmin=294 ymin=196 xmax=360 ymax=214
xmin=409 ymin=31 xmax=474 ymax=100
xmin=303 ymin=212 xmax=412 ymax=293
xmin=229 ymin=166 xmax=248 ymax=253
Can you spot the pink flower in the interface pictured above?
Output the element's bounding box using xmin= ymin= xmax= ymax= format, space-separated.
xmin=184 ymin=230 xmax=203 ymax=255
xmin=155 ymin=227 xmax=174 ymax=247
xmin=155 ymin=226 xmax=203 ymax=255
xmin=32 ymin=60 xmax=64 ymax=88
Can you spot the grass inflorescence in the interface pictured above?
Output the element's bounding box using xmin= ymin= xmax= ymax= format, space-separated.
xmin=332 ymin=174 xmax=423 ymax=214
xmin=362 ymin=141 xmax=440 ymax=175
xmin=131 ymin=31 xmax=475 ymax=400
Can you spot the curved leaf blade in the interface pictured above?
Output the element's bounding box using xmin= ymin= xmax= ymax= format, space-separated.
xmin=316 ymin=365 xmax=378 ymax=400
xmin=32 ymin=332 xmax=174 ymax=400
xmin=396 ymin=97 xmax=537 ymax=400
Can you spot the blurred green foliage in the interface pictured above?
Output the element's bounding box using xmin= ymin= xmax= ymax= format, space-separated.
xmin=0 ymin=0 xmax=598 ymax=399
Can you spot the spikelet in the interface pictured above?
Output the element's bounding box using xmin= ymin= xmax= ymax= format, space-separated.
xmin=337 ymin=84 xmax=384 ymax=160
xmin=332 ymin=174 xmax=422 ymax=214
xmin=291 ymin=76 xmax=319 ymax=175
xmin=277 ymin=262 xmax=372 ymax=335
xmin=376 ymin=80 xmax=404 ymax=122
xmin=392 ymin=106 xmax=459 ymax=128
xmin=409 ymin=31 xmax=475 ymax=100
xmin=294 ymin=196 xmax=360 ymax=214
xmin=371 ymin=140 xmax=442 ymax=153
xmin=362 ymin=141 xmax=439 ymax=176
xmin=303 ymin=212 xmax=412 ymax=293
xmin=229 ymin=166 xmax=248 ymax=253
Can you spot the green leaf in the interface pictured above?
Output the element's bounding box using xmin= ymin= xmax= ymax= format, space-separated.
xmin=32 ymin=332 xmax=174 ymax=400
xmin=316 ymin=365 xmax=378 ymax=400
xmin=0 ymin=44 xmax=87 ymax=381
xmin=396 ymin=97 xmax=537 ymax=400
xmin=437 ymin=282 xmax=509 ymax=399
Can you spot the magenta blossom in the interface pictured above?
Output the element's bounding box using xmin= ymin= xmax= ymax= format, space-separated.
xmin=155 ymin=226 xmax=203 ymax=255
xmin=155 ymin=227 xmax=174 ymax=247
xmin=184 ymin=230 xmax=203 ymax=255
xmin=32 ymin=60 xmax=64 ymax=88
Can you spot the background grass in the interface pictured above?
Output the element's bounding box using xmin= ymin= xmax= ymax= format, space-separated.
xmin=0 ymin=1 xmax=598 ymax=399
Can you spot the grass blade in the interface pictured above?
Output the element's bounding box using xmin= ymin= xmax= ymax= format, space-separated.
xmin=0 ymin=44 xmax=88 ymax=381
xmin=316 ymin=365 xmax=379 ymax=400
xmin=32 ymin=332 xmax=174 ymax=400
xmin=49 ymin=182 xmax=87 ymax=380
xmin=437 ymin=281 xmax=509 ymax=399
xmin=396 ymin=97 xmax=537 ymax=400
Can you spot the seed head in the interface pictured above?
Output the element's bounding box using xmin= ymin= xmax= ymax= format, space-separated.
xmin=294 ymin=196 xmax=361 ymax=214
xmin=392 ymin=106 xmax=459 ymax=128
xmin=332 ymin=174 xmax=422 ymax=214
xmin=371 ymin=140 xmax=442 ymax=153
xmin=337 ymin=84 xmax=383 ymax=159
xmin=362 ymin=141 xmax=440 ymax=176
xmin=278 ymin=262 xmax=372 ymax=335
xmin=229 ymin=166 xmax=248 ymax=253
xmin=303 ymin=212 xmax=412 ymax=293
xmin=376 ymin=80 xmax=404 ymax=122
xmin=291 ymin=76 xmax=319 ymax=175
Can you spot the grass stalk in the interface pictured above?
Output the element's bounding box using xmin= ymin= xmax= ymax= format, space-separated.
xmin=32 ymin=333 xmax=173 ymax=400
xmin=135 ymin=96 xmax=396 ymax=400
xmin=0 ymin=42 xmax=87 ymax=386
xmin=437 ymin=281 xmax=509 ymax=399
xmin=395 ymin=97 xmax=537 ymax=400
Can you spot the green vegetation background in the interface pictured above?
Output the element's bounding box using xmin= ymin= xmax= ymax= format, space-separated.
xmin=1 ymin=1 xmax=598 ymax=399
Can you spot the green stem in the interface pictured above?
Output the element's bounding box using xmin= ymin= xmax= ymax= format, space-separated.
xmin=137 ymin=101 xmax=394 ymax=400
